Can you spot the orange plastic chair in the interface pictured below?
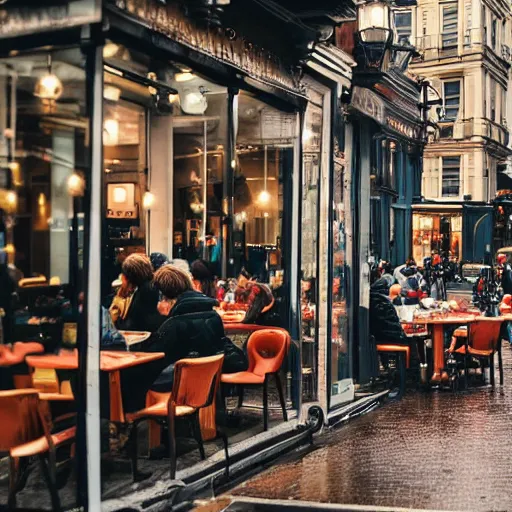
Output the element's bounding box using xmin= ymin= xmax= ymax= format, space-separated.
xmin=0 ymin=342 xmax=45 ymax=389
xmin=126 ymin=354 xmax=227 ymax=481
xmin=0 ymin=389 xmax=76 ymax=510
xmin=454 ymin=317 xmax=504 ymax=387
xmin=221 ymin=329 xmax=290 ymax=431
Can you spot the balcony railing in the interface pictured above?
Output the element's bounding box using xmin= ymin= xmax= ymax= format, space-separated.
xmin=438 ymin=118 xmax=510 ymax=147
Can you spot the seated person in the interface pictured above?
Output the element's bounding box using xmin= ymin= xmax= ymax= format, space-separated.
xmin=121 ymin=265 xmax=245 ymax=413
xmin=236 ymin=273 xmax=275 ymax=325
xmin=370 ymin=276 xmax=407 ymax=345
xmin=109 ymin=253 xmax=162 ymax=333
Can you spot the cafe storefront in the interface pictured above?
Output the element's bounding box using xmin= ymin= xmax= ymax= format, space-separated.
xmin=0 ymin=0 xmax=344 ymax=510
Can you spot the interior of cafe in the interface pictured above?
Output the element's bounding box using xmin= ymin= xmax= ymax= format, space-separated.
xmin=0 ymin=38 xmax=304 ymax=510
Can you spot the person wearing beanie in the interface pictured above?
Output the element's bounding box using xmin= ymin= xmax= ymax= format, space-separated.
xmin=150 ymin=252 xmax=170 ymax=272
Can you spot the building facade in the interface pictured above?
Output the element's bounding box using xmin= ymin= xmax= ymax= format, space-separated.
xmin=401 ymin=0 xmax=512 ymax=263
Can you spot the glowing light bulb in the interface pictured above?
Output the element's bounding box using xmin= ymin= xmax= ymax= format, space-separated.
xmin=257 ymin=190 xmax=271 ymax=205
xmin=142 ymin=191 xmax=156 ymax=210
xmin=34 ymin=73 xmax=63 ymax=100
xmin=67 ymin=173 xmax=85 ymax=197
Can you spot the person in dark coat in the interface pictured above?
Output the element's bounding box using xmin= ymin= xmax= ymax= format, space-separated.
xmin=110 ymin=253 xmax=162 ymax=333
xmin=498 ymin=253 xmax=512 ymax=295
xmin=120 ymin=265 xmax=245 ymax=413
xmin=370 ymin=277 xmax=407 ymax=345
xmin=150 ymin=252 xmax=170 ymax=272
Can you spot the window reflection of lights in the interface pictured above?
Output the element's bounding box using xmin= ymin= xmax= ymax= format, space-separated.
xmin=175 ymin=72 xmax=196 ymax=82
xmin=105 ymin=168 xmax=112 ymax=174
xmin=302 ymin=128 xmax=313 ymax=143
xmin=6 ymin=191 xmax=17 ymax=209
xmin=142 ymin=191 xmax=156 ymax=210
xmin=263 ymin=212 xmax=269 ymax=218
xmin=113 ymin=187 xmax=127 ymax=204
xmin=103 ymin=43 xmax=120 ymax=58
xmin=104 ymin=85 xmax=121 ymax=102
xmin=231 ymin=159 xmax=236 ymax=169
xmin=190 ymin=202 xmax=204 ymax=214
xmin=168 ymin=93 xmax=179 ymax=103
xmin=257 ymin=190 xmax=271 ymax=205
xmin=112 ymin=159 xmax=121 ymax=165
xmin=34 ymin=55 xmax=63 ymax=101
xmin=103 ymin=118 xmax=119 ymax=146
xmin=147 ymin=72 xmax=157 ymax=95
xmin=67 ymin=173 xmax=85 ymax=197
xmin=38 ymin=193 xmax=46 ymax=207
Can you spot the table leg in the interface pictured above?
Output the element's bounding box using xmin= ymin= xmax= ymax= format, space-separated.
xmin=431 ymin=324 xmax=445 ymax=384
xmin=109 ymin=371 xmax=124 ymax=423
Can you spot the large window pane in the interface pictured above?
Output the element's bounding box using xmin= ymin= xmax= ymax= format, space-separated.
xmin=0 ymin=47 xmax=89 ymax=509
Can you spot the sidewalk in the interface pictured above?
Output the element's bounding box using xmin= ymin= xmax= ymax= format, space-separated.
xmin=226 ymin=343 xmax=512 ymax=511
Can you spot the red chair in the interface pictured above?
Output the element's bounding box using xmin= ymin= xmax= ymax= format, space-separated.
xmin=0 ymin=389 xmax=76 ymax=510
xmin=221 ymin=329 xmax=290 ymax=431
xmin=126 ymin=354 xmax=227 ymax=481
xmin=454 ymin=317 xmax=504 ymax=387
xmin=0 ymin=343 xmax=45 ymax=389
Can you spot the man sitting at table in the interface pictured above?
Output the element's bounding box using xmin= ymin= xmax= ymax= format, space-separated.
xmin=120 ymin=265 xmax=246 ymax=413
xmin=370 ymin=276 xmax=408 ymax=346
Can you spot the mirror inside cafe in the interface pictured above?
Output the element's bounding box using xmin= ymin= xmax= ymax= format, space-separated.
xmin=0 ymin=41 xmax=299 ymax=508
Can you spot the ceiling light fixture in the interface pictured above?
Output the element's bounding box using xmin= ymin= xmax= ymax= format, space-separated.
xmin=175 ymin=71 xmax=196 ymax=82
xmin=142 ymin=191 xmax=156 ymax=210
xmin=103 ymin=85 xmax=122 ymax=102
xmin=34 ymin=55 xmax=63 ymax=101
xmin=103 ymin=118 xmax=119 ymax=146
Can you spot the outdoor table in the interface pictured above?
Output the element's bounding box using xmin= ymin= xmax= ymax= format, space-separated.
xmin=406 ymin=316 xmax=476 ymax=384
xmin=26 ymin=350 xmax=165 ymax=422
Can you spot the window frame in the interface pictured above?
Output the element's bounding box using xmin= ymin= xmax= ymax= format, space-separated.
xmin=394 ymin=9 xmax=413 ymax=45
xmin=441 ymin=3 xmax=458 ymax=50
xmin=442 ymin=78 xmax=462 ymax=122
xmin=441 ymin=155 xmax=461 ymax=198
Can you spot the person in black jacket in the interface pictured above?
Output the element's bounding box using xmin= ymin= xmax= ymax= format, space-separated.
xmin=369 ymin=276 xmax=407 ymax=345
xmin=0 ymin=252 xmax=15 ymax=344
xmin=111 ymin=253 xmax=163 ymax=333
xmin=120 ymin=265 xmax=246 ymax=413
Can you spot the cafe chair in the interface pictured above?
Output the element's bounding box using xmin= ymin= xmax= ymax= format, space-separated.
xmin=376 ymin=344 xmax=410 ymax=397
xmin=0 ymin=389 xmax=76 ymax=511
xmin=221 ymin=329 xmax=291 ymax=431
xmin=0 ymin=342 xmax=45 ymax=389
xmin=453 ymin=317 xmax=503 ymax=387
xmin=126 ymin=354 xmax=228 ymax=481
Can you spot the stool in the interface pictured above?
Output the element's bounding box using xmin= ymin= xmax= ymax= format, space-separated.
xmin=376 ymin=344 xmax=410 ymax=397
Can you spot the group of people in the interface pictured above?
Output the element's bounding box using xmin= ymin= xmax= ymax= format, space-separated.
xmin=104 ymin=252 xmax=279 ymax=414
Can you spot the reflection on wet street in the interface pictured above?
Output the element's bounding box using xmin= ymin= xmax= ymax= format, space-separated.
xmin=228 ymin=344 xmax=512 ymax=511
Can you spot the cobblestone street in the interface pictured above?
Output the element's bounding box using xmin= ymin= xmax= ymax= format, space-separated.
xmin=227 ymin=344 xmax=512 ymax=511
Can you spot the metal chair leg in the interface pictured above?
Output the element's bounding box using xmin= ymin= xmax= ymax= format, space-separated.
xmin=168 ymin=412 xmax=177 ymax=479
xmin=398 ymin=352 xmax=406 ymax=397
xmin=237 ymin=385 xmax=244 ymax=409
xmin=8 ymin=456 xmax=18 ymax=509
xmin=498 ymin=347 xmax=504 ymax=386
xmin=192 ymin=412 xmax=206 ymax=460
xmin=263 ymin=375 xmax=269 ymax=431
xmin=39 ymin=454 xmax=61 ymax=512
xmin=217 ymin=429 xmax=229 ymax=479
xmin=275 ymin=373 xmax=288 ymax=422
xmin=490 ymin=353 xmax=496 ymax=387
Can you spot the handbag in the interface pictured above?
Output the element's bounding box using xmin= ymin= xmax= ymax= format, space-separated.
xmin=221 ymin=336 xmax=248 ymax=373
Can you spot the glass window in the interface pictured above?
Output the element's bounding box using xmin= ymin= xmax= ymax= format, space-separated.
xmin=492 ymin=18 xmax=497 ymax=49
xmin=443 ymin=80 xmax=461 ymax=121
xmin=442 ymin=4 xmax=458 ymax=49
xmin=0 ymin=47 xmax=90 ymax=508
xmin=394 ymin=10 xmax=412 ymax=45
xmin=464 ymin=1 xmax=472 ymax=46
xmin=490 ymin=78 xmax=496 ymax=122
xmin=301 ymin=101 xmax=322 ymax=402
xmin=442 ymin=156 xmax=461 ymax=197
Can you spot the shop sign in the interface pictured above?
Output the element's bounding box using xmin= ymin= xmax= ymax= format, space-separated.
xmin=0 ymin=0 xmax=101 ymax=38
xmin=108 ymin=0 xmax=301 ymax=93
xmin=386 ymin=115 xmax=421 ymax=139
xmin=351 ymin=86 xmax=385 ymax=125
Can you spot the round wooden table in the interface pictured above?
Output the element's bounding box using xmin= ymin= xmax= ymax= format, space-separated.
xmin=407 ymin=316 xmax=476 ymax=384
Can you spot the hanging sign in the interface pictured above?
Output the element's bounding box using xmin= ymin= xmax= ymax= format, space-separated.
xmin=0 ymin=0 xmax=101 ymax=39
xmin=107 ymin=0 xmax=302 ymax=94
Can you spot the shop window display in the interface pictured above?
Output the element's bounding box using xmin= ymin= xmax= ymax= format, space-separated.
xmin=0 ymin=48 xmax=90 ymax=508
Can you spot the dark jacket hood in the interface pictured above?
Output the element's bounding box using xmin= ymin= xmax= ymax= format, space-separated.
xmin=371 ymin=277 xmax=391 ymax=296
xmin=170 ymin=290 xmax=218 ymax=317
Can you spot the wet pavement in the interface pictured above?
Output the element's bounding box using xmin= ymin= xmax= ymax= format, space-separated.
xmin=226 ymin=343 xmax=512 ymax=512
